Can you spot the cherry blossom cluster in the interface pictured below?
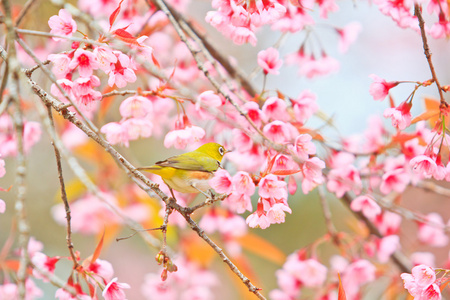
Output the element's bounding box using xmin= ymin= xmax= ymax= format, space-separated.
xmin=270 ymin=249 xmax=377 ymax=300
xmin=374 ymin=0 xmax=450 ymax=39
xmin=0 ymin=236 xmax=130 ymax=300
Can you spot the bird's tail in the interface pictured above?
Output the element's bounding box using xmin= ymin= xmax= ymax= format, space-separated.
xmin=137 ymin=165 xmax=161 ymax=173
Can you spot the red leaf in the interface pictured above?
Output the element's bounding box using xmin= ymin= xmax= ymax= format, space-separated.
xmin=109 ymin=0 xmax=125 ymax=29
xmin=338 ymin=273 xmax=347 ymax=300
xmin=113 ymin=28 xmax=139 ymax=45
xmin=265 ymin=154 xmax=277 ymax=175
xmin=91 ymin=230 xmax=105 ymax=264
xmin=271 ymin=169 xmax=301 ymax=176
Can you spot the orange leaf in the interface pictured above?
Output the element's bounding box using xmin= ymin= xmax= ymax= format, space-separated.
xmin=423 ymin=97 xmax=441 ymax=127
xmin=238 ymin=233 xmax=286 ymax=265
xmin=338 ymin=273 xmax=347 ymax=300
xmin=151 ymin=53 xmax=160 ymax=68
xmin=271 ymin=169 xmax=300 ymax=176
xmin=3 ymin=259 xmax=20 ymax=271
xmin=91 ymin=230 xmax=105 ymax=263
xmin=109 ymin=0 xmax=125 ymax=28
xmin=411 ymin=110 xmax=439 ymax=124
xmin=388 ymin=94 xmax=395 ymax=108
xmin=391 ymin=132 xmax=418 ymax=144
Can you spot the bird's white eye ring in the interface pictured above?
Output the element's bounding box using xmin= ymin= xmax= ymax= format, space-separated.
xmin=219 ymin=147 xmax=224 ymax=155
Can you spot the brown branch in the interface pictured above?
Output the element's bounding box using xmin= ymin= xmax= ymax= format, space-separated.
xmin=45 ymin=105 xmax=79 ymax=269
xmin=175 ymin=207 xmax=266 ymax=299
xmin=28 ymin=75 xmax=266 ymax=299
xmin=414 ymin=4 xmax=447 ymax=106
xmin=341 ymin=194 xmax=411 ymax=273
xmin=161 ymin=2 xmax=258 ymax=96
xmin=2 ymin=0 xmax=30 ymax=298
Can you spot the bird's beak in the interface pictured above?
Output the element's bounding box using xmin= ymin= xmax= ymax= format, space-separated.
xmin=225 ymin=149 xmax=232 ymax=154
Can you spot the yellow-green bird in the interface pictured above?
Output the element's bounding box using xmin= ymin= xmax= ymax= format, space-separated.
xmin=138 ymin=143 xmax=229 ymax=198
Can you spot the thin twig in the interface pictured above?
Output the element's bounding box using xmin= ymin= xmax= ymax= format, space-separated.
xmin=414 ymin=4 xmax=447 ymax=106
xmin=158 ymin=1 xmax=258 ymax=97
xmin=14 ymin=0 xmax=39 ymax=27
xmin=45 ymin=104 xmax=79 ymax=269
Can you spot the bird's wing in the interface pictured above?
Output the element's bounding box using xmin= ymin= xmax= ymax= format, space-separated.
xmin=155 ymin=153 xmax=220 ymax=172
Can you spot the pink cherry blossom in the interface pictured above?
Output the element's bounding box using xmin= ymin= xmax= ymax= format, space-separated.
xmin=31 ymin=252 xmax=60 ymax=282
xmin=101 ymin=122 xmax=129 ymax=146
xmin=369 ymin=74 xmax=399 ymax=101
xmin=48 ymin=9 xmax=77 ymax=41
xmin=119 ymin=95 xmax=153 ymax=119
xmin=291 ymin=134 xmax=316 ymax=161
xmin=93 ymin=46 xmax=118 ymax=72
xmin=246 ymin=201 xmax=271 ymax=229
xmin=350 ymin=194 xmax=381 ymax=219
xmin=232 ymin=129 xmax=253 ymax=152
xmin=48 ymin=53 xmax=72 ymax=77
xmin=373 ymin=211 xmax=402 ymax=235
xmin=418 ymin=213 xmax=449 ymax=247
xmin=263 ymin=121 xmax=292 ymax=143
xmin=224 ymin=191 xmax=252 ymax=213
xmin=376 ymin=235 xmax=400 ymax=263
xmin=285 ymin=258 xmax=328 ymax=287
xmin=232 ymin=171 xmax=255 ymax=195
xmin=327 ymin=165 xmax=362 ymax=198
xmin=267 ymin=203 xmax=292 ymax=224
xmin=72 ymin=76 xmax=101 ymax=97
xmin=262 ymin=97 xmax=289 ymax=121
xmin=69 ymin=49 xmax=99 ymax=78
xmin=23 ymin=121 xmax=42 ymax=153
xmin=102 ymin=277 xmax=130 ymax=300
xmin=246 ymin=209 xmax=271 ymax=229
xmin=380 ymin=168 xmax=410 ymax=194
xmin=163 ymin=125 xmax=205 ymax=149
xmin=401 ymin=264 xmax=441 ymax=300
xmin=87 ymin=258 xmax=114 ymax=283
xmin=243 ymin=101 xmax=267 ymax=127
xmin=107 ymin=51 xmax=137 ymax=88
xmin=122 ymin=118 xmax=153 ymax=140
xmin=257 ymin=47 xmax=283 ymax=75
xmin=290 ymin=90 xmax=319 ymax=124
xmin=301 ymin=157 xmax=325 ymax=194
xmin=196 ymin=90 xmax=222 ymax=110
xmin=209 ymin=169 xmax=233 ymax=194
xmin=258 ymin=174 xmax=287 ymax=200
xmin=219 ymin=213 xmax=248 ymax=237
xmin=337 ymin=22 xmax=362 ymax=53
xmin=383 ymin=101 xmax=412 ymax=130
xmin=410 ymin=155 xmax=437 ymax=178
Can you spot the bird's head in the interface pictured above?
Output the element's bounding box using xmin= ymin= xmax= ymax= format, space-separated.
xmin=196 ymin=142 xmax=230 ymax=162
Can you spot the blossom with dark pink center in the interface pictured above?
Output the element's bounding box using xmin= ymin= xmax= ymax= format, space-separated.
xmin=383 ymin=101 xmax=412 ymax=130
xmin=257 ymin=47 xmax=283 ymax=75
xmin=350 ymin=194 xmax=381 ymax=219
xmin=48 ymin=9 xmax=77 ymax=41
xmin=410 ymin=155 xmax=437 ymax=178
xmin=369 ymin=74 xmax=399 ymax=101
xmin=209 ymin=169 xmax=233 ymax=194
xmin=69 ymin=49 xmax=99 ymax=77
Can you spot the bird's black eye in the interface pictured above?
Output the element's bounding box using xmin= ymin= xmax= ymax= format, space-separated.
xmin=219 ymin=147 xmax=224 ymax=156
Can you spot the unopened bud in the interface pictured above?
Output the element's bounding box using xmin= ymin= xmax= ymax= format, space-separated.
xmin=155 ymin=252 xmax=164 ymax=265
xmin=161 ymin=268 xmax=168 ymax=281
xmin=167 ymin=261 xmax=178 ymax=273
